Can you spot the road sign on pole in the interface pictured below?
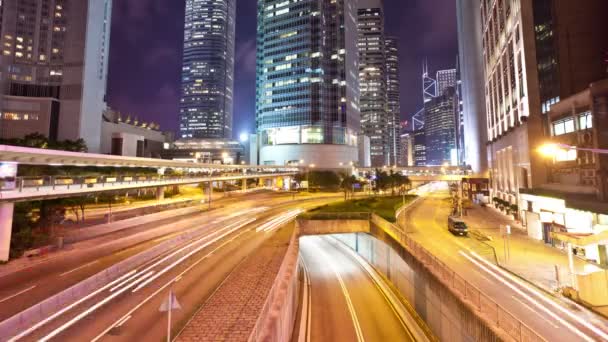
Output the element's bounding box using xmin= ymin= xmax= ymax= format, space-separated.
xmin=160 ymin=290 xmax=181 ymax=342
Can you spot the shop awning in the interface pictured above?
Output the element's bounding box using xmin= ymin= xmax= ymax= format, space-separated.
xmin=551 ymin=230 xmax=608 ymax=246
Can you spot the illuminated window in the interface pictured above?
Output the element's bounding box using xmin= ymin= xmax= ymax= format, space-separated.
xmin=579 ymin=112 xmax=592 ymax=130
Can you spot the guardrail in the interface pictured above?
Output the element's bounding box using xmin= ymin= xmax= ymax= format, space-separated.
xmin=1 ymin=172 xmax=293 ymax=192
xmin=0 ymin=222 xmax=226 ymax=340
xmin=249 ymin=225 xmax=300 ymax=342
xmin=386 ymin=210 xmax=544 ymax=341
xmin=297 ymin=211 xmax=372 ymax=221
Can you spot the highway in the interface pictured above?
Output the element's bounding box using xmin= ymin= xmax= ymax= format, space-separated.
xmin=297 ymin=235 xmax=429 ymax=342
xmin=405 ymin=186 xmax=608 ymax=342
xmin=0 ymin=192 xmax=341 ymax=338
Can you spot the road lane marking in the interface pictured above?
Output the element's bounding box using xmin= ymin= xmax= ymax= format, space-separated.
xmin=8 ymin=269 xmax=137 ymax=342
xmin=91 ymin=216 xmax=268 ymax=342
xmin=298 ymin=257 xmax=312 ymax=342
xmin=92 ymin=210 xmax=305 ymax=342
xmin=59 ymin=261 xmax=100 ymax=277
xmin=327 ymin=237 xmax=426 ymax=342
xmin=459 ymin=251 xmax=594 ymax=342
xmin=38 ymin=271 xmax=155 ymax=342
xmin=510 ymin=296 xmax=559 ymax=329
xmin=131 ymin=218 xmax=257 ymax=292
xmin=467 ymin=251 xmax=608 ymax=340
xmin=312 ymin=238 xmax=365 ymax=342
xmin=0 ymin=285 xmax=37 ymax=303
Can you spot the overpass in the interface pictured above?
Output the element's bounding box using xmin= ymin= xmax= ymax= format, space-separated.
xmin=0 ymin=145 xmax=299 ymax=261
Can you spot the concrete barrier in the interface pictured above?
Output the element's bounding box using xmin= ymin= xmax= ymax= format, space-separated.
xmin=249 ymin=226 xmax=300 ymax=342
xmin=0 ymin=223 xmax=225 ymax=340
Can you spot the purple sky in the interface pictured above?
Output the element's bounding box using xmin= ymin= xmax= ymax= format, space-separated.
xmin=107 ymin=0 xmax=457 ymax=137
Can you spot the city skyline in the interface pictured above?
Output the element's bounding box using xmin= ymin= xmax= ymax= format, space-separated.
xmin=106 ymin=0 xmax=458 ymax=137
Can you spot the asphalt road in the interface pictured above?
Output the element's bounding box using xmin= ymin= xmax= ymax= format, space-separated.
xmin=298 ymin=235 xmax=420 ymax=342
xmin=405 ymin=186 xmax=608 ymax=342
xmin=1 ymin=195 xmax=340 ymax=341
xmin=0 ymin=192 xmax=340 ymax=323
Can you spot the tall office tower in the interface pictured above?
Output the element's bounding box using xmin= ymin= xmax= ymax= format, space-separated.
xmin=0 ymin=0 xmax=112 ymax=152
xmin=385 ymin=36 xmax=401 ymax=166
xmin=456 ymin=0 xmax=487 ymax=175
xmin=358 ymin=0 xmax=390 ymax=167
xmin=179 ymin=0 xmax=236 ymax=140
xmin=399 ymin=131 xmax=414 ymax=167
xmin=478 ymin=0 xmax=608 ymax=208
xmin=256 ymin=0 xmax=360 ymax=168
xmin=424 ymin=87 xmax=457 ymax=166
xmin=422 ymin=61 xmax=436 ymax=104
xmin=413 ymin=129 xmax=426 ymax=167
xmin=436 ymin=69 xmax=457 ymax=96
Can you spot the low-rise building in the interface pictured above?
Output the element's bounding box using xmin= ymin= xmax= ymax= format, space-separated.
xmin=520 ymin=79 xmax=608 ymax=266
xmin=164 ymin=139 xmax=245 ymax=165
xmin=101 ymin=109 xmax=172 ymax=158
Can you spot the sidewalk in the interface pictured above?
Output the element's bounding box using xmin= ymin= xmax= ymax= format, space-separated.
xmin=462 ymin=204 xmax=603 ymax=292
xmin=176 ymin=222 xmax=294 ymax=342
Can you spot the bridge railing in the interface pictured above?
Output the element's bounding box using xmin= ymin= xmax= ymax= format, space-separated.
xmin=0 ymin=172 xmax=295 ymax=193
xmin=388 ymin=208 xmax=545 ymax=342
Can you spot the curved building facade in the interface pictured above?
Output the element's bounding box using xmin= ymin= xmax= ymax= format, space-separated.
xmin=255 ymin=0 xmax=360 ymax=168
xmin=179 ymin=0 xmax=236 ymax=140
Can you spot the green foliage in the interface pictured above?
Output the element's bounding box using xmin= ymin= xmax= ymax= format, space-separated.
xmin=309 ymin=195 xmax=417 ymax=223
xmin=0 ymin=133 xmax=88 ymax=152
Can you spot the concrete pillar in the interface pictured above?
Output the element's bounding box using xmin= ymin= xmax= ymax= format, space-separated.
xmin=242 ymin=179 xmax=247 ymax=192
xmin=156 ymin=186 xmax=165 ymax=201
xmin=0 ymin=202 xmax=15 ymax=262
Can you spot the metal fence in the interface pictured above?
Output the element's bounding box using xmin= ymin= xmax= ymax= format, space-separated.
xmin=379 ymin=209 xmax=545 ymax=342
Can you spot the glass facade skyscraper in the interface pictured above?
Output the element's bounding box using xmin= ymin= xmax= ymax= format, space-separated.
xmin=255 ymin=0 xmax=360 ymax=168
xmin=179 ymin=0 xmax=236 ymax=140
xmin=358 ymin=0 xmax=390 ymax=167
xmin=385 ymin=36 xmax=400 ymax=166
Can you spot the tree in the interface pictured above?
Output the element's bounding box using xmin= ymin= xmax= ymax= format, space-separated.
xmin=340 ymin=175 xmax=357 ymax=200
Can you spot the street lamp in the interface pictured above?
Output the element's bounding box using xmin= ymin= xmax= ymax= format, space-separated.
xmin=539 ymin=142 xmax=608 ymax=157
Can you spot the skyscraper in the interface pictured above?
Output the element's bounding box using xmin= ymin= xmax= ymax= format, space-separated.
xmin=385 ymin=36 xmax=401 ymax=166
xmin=424 ymin=87 xmax=457 ymax=166
xmin=456 ymin=0 xmax=487 ymax=175
xmin=358 ymin=0 xmax=390 ymax=167
xmin=0 ymin=0 xmax=113 ymax=152
xmin=179 ymin=0 xmax=236 ymax=140
xmin=255 ymin=0 xmax=360 ymax=168
xmin=436 ymin=69 xmax=457 ymax=96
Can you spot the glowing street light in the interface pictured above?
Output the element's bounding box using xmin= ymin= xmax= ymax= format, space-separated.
xmin=539 ymin=142 xmax=608 ymax=157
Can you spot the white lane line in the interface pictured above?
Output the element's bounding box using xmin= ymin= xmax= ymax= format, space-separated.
xmin=8 ymin=270 xmax=137 ymax=342
xmin=114 ymin=314 xmax=131 ymax=328
xmin=468 ymin=251 xmax=608 ymax=340
xmin=298 ymin=257 xmax=312 ymax=342
xmin=313 ymin=239 xmax=365 ymax=342
xmin=91 ymin=216 xmax=266 ymax=342
xmin=511 ymin=296 xmax=559 ymax=329
xmin=38 ymin=271 xmax=155 ymax=342
xmin=459 ymin=251 xmax=594 ymax=342
xmin=0 ymin=285 xmax=37 ymax=303
xmin=59 ymin=261 xmax=100 ymax=277
xmin=131 ymin=218 xmax=256 ymax=292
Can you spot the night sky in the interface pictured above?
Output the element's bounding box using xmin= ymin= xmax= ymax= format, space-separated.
xmin=107 ymin=0 xmax=457 ymax=137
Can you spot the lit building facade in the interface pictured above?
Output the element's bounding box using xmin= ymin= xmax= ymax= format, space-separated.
xmin=385 ymin=36 xmax=401 ymax=167
xmin=518 ymin=79 xmax=608 ymax=265
xmin=179 ymin=0 xmax=236 ymax=140
xmin=413 ymin=129 xmax=426 ymax=167
xmin=456 ymin=0 xmax=488 ymax=175
xmin=436 ymin=68 xmax=456 ymax=96
xmin=358 ymin=0 xmax=389 ymax=167
xmin=255 ymin=0 xmax=360 ymax=169
xmin=424 ymin=87 xmax=457 ymax=166
xmin=399 ymin=131 xmax=414 ymax=167
xmin=0 ymin=0 xmax=113 ymax=152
